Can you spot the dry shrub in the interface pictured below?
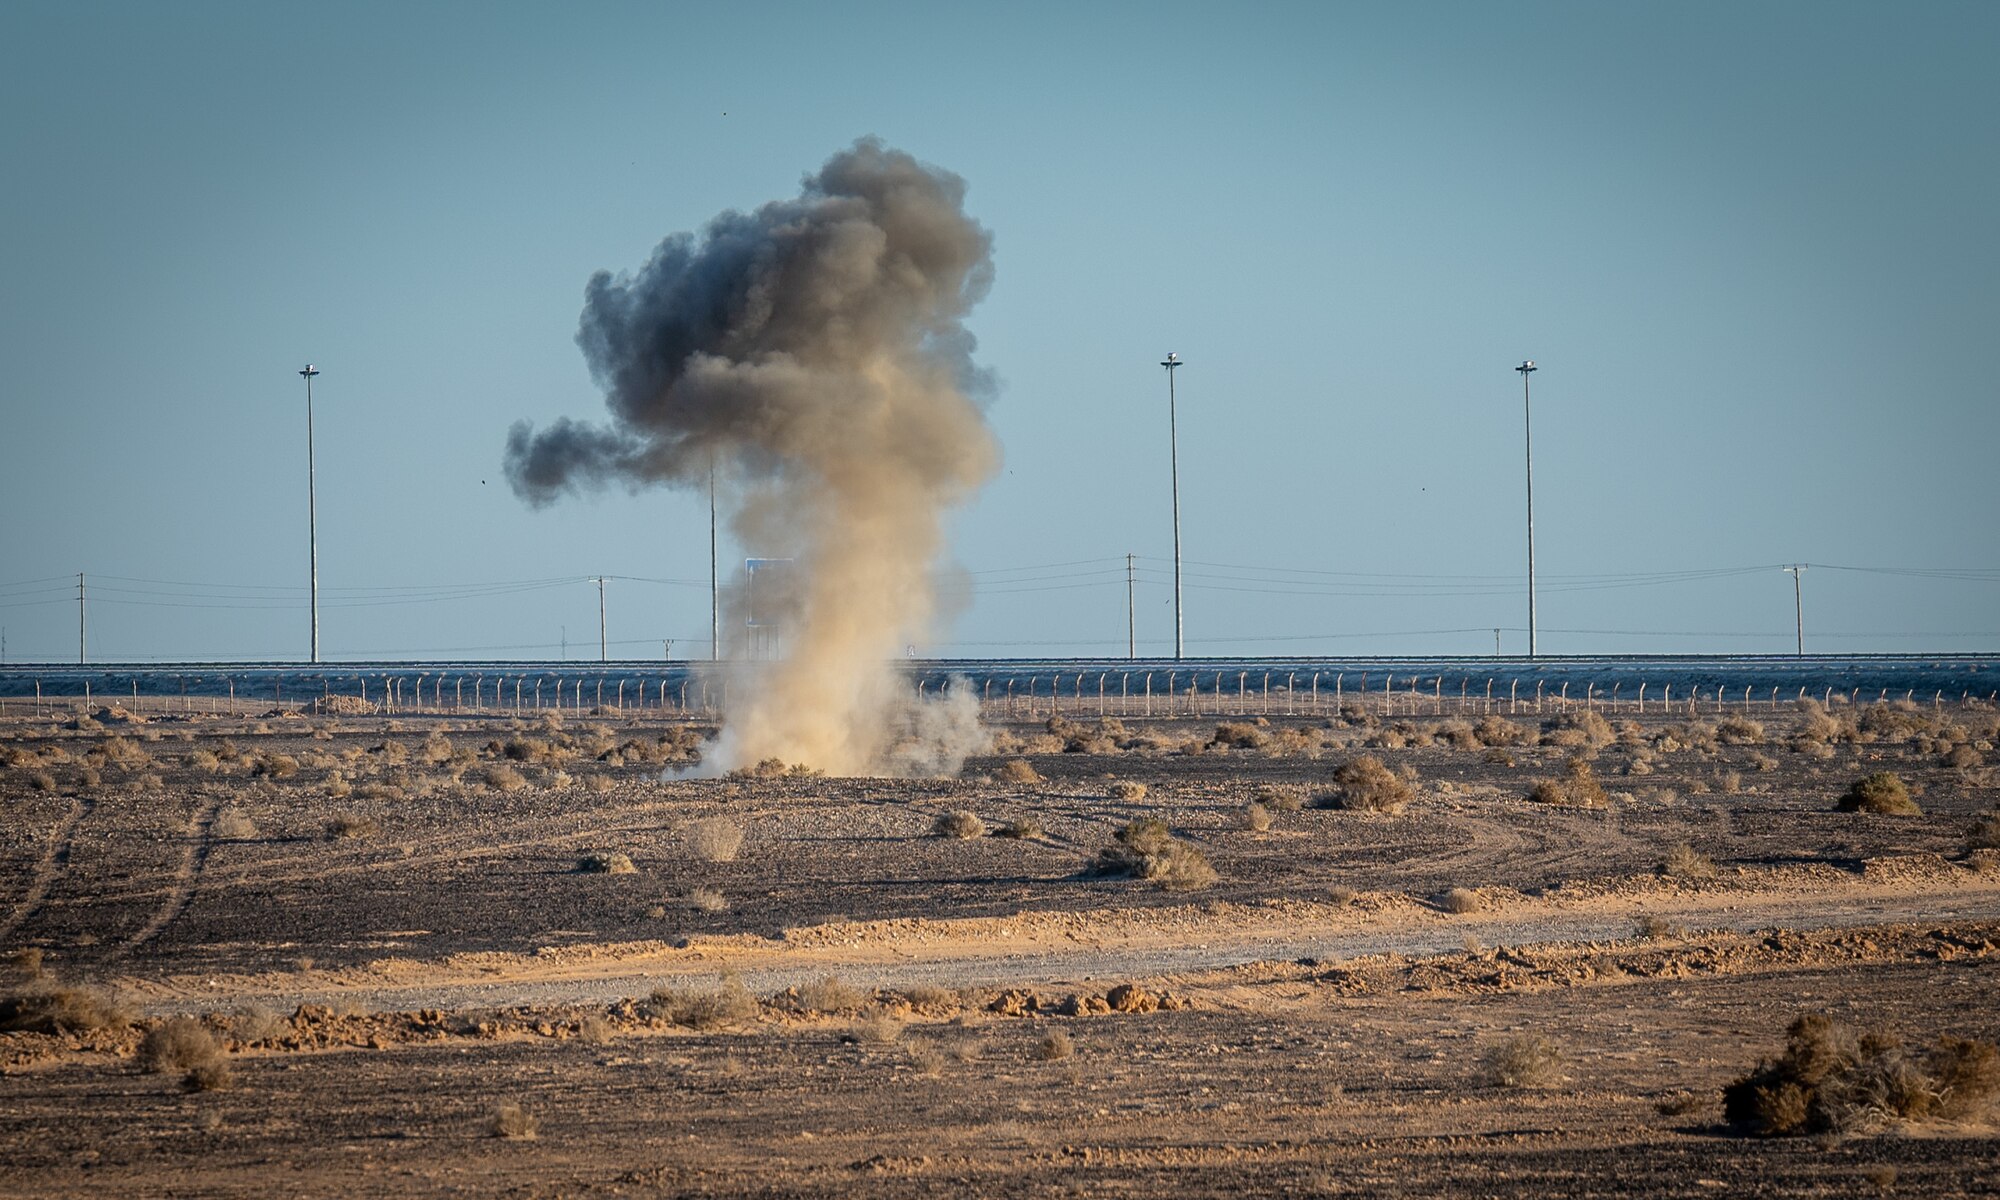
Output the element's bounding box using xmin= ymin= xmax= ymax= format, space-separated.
xmin=995 ymin=817 xmax=1044 ymax=840
xmin=1439 ymin=887 xmax=1481 ymax=914
xmin=1837 ymin=772 xmax=1920 ymax=815
xmin=934 ymin=810 xmax=986 ymax=839
xmin=250 ymin=753 xmax=300 ymax=779
xmin=1240 ymin=801 xmax=1273 ymax=832
xmin=997 ymin=758 xmax=1042 ymax=785
xmin=326 ymin=814 xmax=377 ymax=840
xmin=1859 ymin=702 xmax=1930 ymax=743
xmin=907 ymin=1038 xmax=946 ymax=1076
xmin=1435 ymin=719 xmax=1479 ymax=750
xmin=1944 ymin=744 xmax=1982 ymax=769
xmin=798 ymin=975 xmax=865 ymax=1014
xmin=1723 ymin=1013 xmax=2000 ymax=1135
xmin=577 ymin=1014 xmax=613 ymax=1044
xmin=1108 ymin=780 xmax=1147 ymax=803
xmin=1635 ymin=913 xmax=1685 ymax=940
xmin=212 ymin=806 xmax=259 ymax=840
xmin=9 ymin=948 xmax=45 ymax=981
xmin=482 ymin=763 xmax=529 ymax=792
xmin=1481 ymin=1034 xmax=1564 ymax=1088
xmin=1747 ymin=752 xmax=1778 ymax=772
xmin=577 ymin=851 xmax=637 ymax=875
xmin=489 ymin=1103 xmax=538 ymax=1140
xmin=0 ymin=986 xmax=135 ymax=1034
xmin=353 ymin=782 xmax=405 ymax=803
xmin=1094 ymin=818 xmax=1217 ymax=890
xmin=182 ymin=1061 xmax=234 ymax=1092
xmin=583 ymin=774 xmax=615 ymax=795
xmin=648 ymin=977 xmax=759 ymax=1029
xmin=1037 ymin=1029 xmax=1075 ymax=1060
xmin=1966 ymin=812 xmax=2000 ymax=853
xmin=1324 ymin=755 xmax=1412 ymax=814
xmin=688 ymin=886 xmax=728 ymax=912
xmin=1211 ymin=722 xmax=1269 ymax=750
xmin=903 ymin=984 xmax=958 ymax=1011
xmin=1717 ymin=770 xmax=1744 ymax=796
xmin=229 ymin=1004 xmax=286 ymax=1044
xmin=29 ymin=771 xmax=57 ymax=793
xmin=325 ymin=770 xmax=353 ymax=799
xmin=1529 ymin=756 xmax=1607 ymax=808
xmin=1254 ymin=784 xmax=1304 ymax=812
xmin=856 ymin=1012 xmax=904 ymax=1044
xmin=687 ymin=816 xmax=744 ymax=862
xmin=1546 ymin=710 xmax=1614 ymax=749
xmin=140 ymin=1017 xmax=221 ymax=1074
xmin=420 ymin=732 xmax=455 ymax=765
xmin=1716 ymin=717 xmax=1767 ymax=745
xmin=1660 ymin=841 xmax=1718 ymax=880
xmin=1793 ymin=698 xmax=1851 ymax=745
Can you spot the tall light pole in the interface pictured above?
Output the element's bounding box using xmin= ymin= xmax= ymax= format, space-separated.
xmin=1784 ymin=564 xmax=1807 ymax=656
xmin=1161 ymin=353 xmax=1185 ymax=660
xmin=592 ymin=576 xmax=609 ymax=661
xmin=1515 ymin=360 xmax=1538 ymax=658
xmin=77 ymin=572 xmax=87 ymax=665
xmin=1126 ymin=552 xmax=1136 ymax=659
xmin=299 ymin=365 xmax=321 ymax=664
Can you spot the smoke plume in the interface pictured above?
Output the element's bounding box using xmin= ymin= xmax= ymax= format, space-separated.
xmin=505 ymin=138 xmax=998 ymax=775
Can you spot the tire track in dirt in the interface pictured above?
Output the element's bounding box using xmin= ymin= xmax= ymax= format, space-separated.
xmin=0 ymin=796 xmax=92 ymax=944
xmin=116 ymin=795 xmax=223 ymax=955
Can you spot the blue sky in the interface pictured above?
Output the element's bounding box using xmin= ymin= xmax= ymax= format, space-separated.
xmin=2 ymin=0 xmax=1995 ymax=662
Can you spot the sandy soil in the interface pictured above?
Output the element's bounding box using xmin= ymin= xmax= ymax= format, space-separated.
xmin=2 ymin=700 xmax=1998 ymax=1196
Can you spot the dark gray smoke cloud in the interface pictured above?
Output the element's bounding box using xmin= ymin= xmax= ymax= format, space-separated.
xmin=505 ymin=138 xmax=999 ymax=773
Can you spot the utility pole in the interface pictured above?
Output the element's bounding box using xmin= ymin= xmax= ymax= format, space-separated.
xmin=1494 ymin=628 xmax=1502 ymax=656
xmin=592 ymin=576 xmax=609 ymax=661
xmin=77 ymin=573 xmax=87 ymax=665
xmin=1784 ymin=564 xmax=1807 ymax=656
xmin=1160 ymin=353 xmax=1185 ymax=660
xmin=1515 ymin=360 xmax=1538 ymax=658
xmin=1126 ymin=553 xmax=1136 ymax=659
xmin=298 ymin=365 xmax=322 ymax=664
xmin=561 ymin=626 xmax=567 ymax=660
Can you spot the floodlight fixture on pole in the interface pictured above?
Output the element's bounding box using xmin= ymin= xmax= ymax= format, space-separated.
xmin=1161 ymin=353 xmax=1185 ymax=660
xmin=299 ymin=364 xmax=321 ymax=664
xmin=1515 ymin=360 xmax=1538 ymax=658
xmin=1784 ymin=564 xmax=1808 ymax=657
xmin=709 ymin=462 xmax=719 ymax=661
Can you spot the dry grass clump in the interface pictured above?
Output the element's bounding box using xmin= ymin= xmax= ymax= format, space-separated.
xmin=140 ymin=1017 xmax=221 ymax=1074
xmin=1543 ymin=710 xmax=1614 ymax=749
xmin=211 ymin=806 xmax=259 ymax=840
xmin=1094 ymin=817 xmax=1218 ymax=890
xmin=1715 ymin=716 xmax=1767 ymax=745
xmin=1723 ymin=1013 xmax=2000 ymax=1136
xmin=8 ymin=948 xmax=45 ymax=981
xmin=1323 ymin=755 xmax=1413 ymax=814
xmin=997 ymin=758 xmax=1043 ymax=785
xmin=1634 ymin=913 xmax=1686 ymax=940
xmin=482 ymin=763 xmax=529 ymax=792
xmin=489 ymin=1103 xmax=538 ymax=1139
xmin=933 ymin=810 xmax=986 ymax=839
xmin=1792 ymin=698 xmax=1853 ymax=747
xmin=1965 ymin=811 xmax=2000 ymax=853
xmin=648 ymin=976 xmax=759 ymax=1029
xmin=1836 ymin=772 xmax=1920 ymax=815
xmin=855 ymin=1012 xmax=904 ymax=1044
xmin=1107 ymin=780 xmax=1148 ymax=803
xmin=1253 ymin=783 xmax=1304 ymax=812
xmin=995 ymin=816 xmax=1044 ymax=840
xmin=1240 ymin=801 xmax=1273 ymax=831
xmin=1481 ymin=1034 xmax=1565 ymax=1088
xmin=1660 ymin=841 xmax=1719 ymax=880
xmin=576 ymin=851 xmax=637 ymax=874
xmin=1858 ymin=701 xmax=1931 ymax=743
xmin=686 ymin=816 xmax=745 ymax=862
xmin=688 ymin=886 xmax=728 ymax=912
xmin=1438 ymin=887 xmax=1482 ymax=914
xmin=0 ymin=985 xmax=135 ymax=1034
xmin=1435 ymin=719 xmax=1480 ymax=750
xmin=1529 ymin=756 xmax=1608 ymax=808
xmin=1047 ymin=715 xmax=1131 ymax=754
xmin=326 ymin=814 xmax=378 ymax=840
xmin=1037 ymin=1029 xmax=1075 ymax=1060
xmin=250 ymin=753 xmax=300 ymax=779
xmin=797 ymin=975 xmax=866 ymax=1014
xmin=1944 ymin=744 xmax=1983 ymax=769
xmin=1210 ymin=722 xmax=1270 ymax=750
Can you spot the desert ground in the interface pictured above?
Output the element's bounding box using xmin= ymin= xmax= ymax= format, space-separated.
xmin=3 ymin=694 xmax=1998 ymax=1197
